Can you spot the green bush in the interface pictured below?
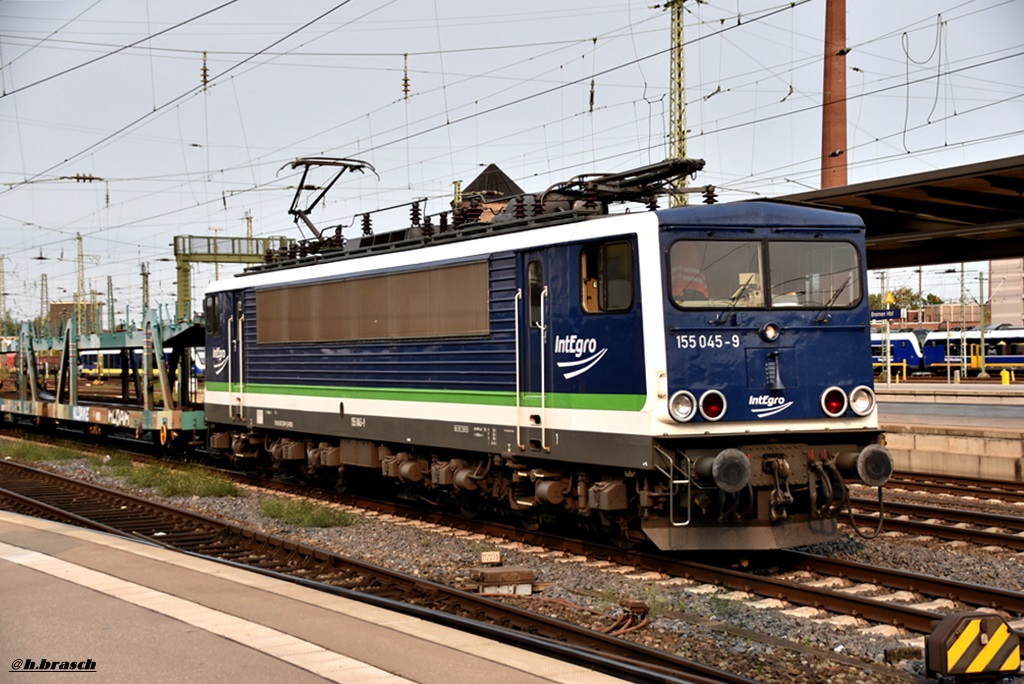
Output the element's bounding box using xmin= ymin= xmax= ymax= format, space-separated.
xmin=260 ymin=497 xmax=356 ymax=528
xmin=93 ymin=452 xmax=134 ymax=476
xmin=0 ymin=440 xmax=79 ymax=463
xmin=117 ymin=462 xmax=240 ymax=498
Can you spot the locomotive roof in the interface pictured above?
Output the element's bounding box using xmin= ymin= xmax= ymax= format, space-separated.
xmin=656 ymin=200 xmax=865 ymax=229
xmin=239 ymin=159 xmax=861 ymax=281
xmin=207 ymin=198 xmax=869 ymax=298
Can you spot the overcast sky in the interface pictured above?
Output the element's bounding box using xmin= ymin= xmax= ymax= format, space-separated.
xmin=2 ymin=0 xmax=1021 ymax=322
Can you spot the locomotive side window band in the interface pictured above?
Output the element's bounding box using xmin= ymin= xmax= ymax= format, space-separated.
xmin=768 ymin=241 xmax=860 ymax=308
xmin=255 ymin=261 xmax=489 ymax=343
xmin=670 ymin=240 xmax=762 ymax=308
xmin=580 ymin=241 xmax=633 ymax=313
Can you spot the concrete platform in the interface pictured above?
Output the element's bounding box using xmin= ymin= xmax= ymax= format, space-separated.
xmin=880 ymin=423 xmax=1024 ymax=481
xmin=0 ymin=512 xmax=625 ymax=684
xmin=876 ymin=382 xmax=1024 ymax=407
xmin=877 ymin=384 xmax=1024 ymax=481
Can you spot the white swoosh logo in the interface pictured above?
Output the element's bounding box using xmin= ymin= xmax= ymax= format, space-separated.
xmin=556 ymin=348 xmax=608 ymax=380
xmin=750 ymin=401 xmax=793 ymax=418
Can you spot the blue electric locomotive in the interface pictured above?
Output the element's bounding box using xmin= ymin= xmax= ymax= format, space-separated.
xmin=203 ymin=159 xmax=891 ymax=550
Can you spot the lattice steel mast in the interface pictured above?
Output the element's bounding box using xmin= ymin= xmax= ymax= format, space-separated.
xmin=667 ymin=0 xmax=688 ymax=206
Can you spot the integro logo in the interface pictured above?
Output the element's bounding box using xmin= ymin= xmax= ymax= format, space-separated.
xmin=554 ymin=335 xmax=607 ymax=380
xmin=748 ymin=394 xmax=793 ymax=418
xmin=554 ymin=335 xmax=597 ymax=358
xmin=211 ymin=346 xmax=229 ymax=375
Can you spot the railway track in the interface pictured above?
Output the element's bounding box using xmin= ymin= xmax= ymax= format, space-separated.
xmin=225 ymin=470 xmax=1024 ymax=637
xmin=0 ymin=459 xmax=755 ymax=684
xmin=6 ymin=440 xmax=1019 ymax=639
xmin=207 ymin=465 xmax=1024 ymax=636
xmin=5 ymin=433 xmax=1024 ymax=680
xmin=849 ymin=497 xmax=1024 ymax=550
xmin=631 ymin=550 xmax=1024 ymax=636
xmin=884 ymin=473 xmax=1024 ymax=506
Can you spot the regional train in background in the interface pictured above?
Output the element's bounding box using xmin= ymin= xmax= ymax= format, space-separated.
xmin=1 ymin=157 xmax=894 ymax=551
xmin=871 ymin=326 xmax=1024 ymax=375
xmin=870 ymin=330 xmax=927 ymax=373
xmin=78 ymin=348 xmax=205 ymax=379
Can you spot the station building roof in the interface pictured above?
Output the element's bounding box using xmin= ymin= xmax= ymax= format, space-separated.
xmin=768 ymin=155 xmax=1024 ymax=270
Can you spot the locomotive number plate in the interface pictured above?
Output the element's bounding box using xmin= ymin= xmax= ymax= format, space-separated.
xmin=675 ymin=333 xmax=741 ymax=350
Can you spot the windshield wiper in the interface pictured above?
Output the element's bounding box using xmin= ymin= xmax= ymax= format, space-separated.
xmin=711 ymin=274 xmax=756 ymax=326
xmin=815 ymin=276 xmax=851 ymax=323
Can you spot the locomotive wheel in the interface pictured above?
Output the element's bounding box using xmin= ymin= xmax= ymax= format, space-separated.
xmin=605 ymin=532 xmax=638 ymax=550
xmin=515 ymin=512 xmax=542 ymax=531
xmin=600 ymin=512 xmax=637 ymax=549
xmin=157 ymin=428 xmax=185 ymax=455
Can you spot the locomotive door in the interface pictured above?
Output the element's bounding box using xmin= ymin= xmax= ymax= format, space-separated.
xmin=230 ymin=296 xmax=245 ymax=420
xmin=518 ymin=252 xmax=552 ymax=452
xmin=216 ymin=292 xmax=244 ymax=421
xmin=203 ymin=291 xmax=244 ymax=422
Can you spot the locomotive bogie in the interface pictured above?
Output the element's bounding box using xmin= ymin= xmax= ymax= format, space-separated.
xmin=209 ymin=421 xmax=641 ymax=521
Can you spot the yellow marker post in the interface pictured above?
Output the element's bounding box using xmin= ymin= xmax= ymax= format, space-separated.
xmin=927 ymin=612 xmax=1022 ymax=678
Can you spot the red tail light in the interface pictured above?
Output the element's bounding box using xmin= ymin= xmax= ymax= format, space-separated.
xmin=821 ymin=387 xmax=848 ymax=417
xmin=699 ymin=390 xmax=727 ymax=421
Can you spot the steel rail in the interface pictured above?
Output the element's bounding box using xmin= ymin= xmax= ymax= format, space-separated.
xmin=775 ymin=550 xmax=1024 ymax=615
xmin=849 ymin=509 xmax=1024 ymax=551
xmin=882 ymin=473 xmax=1024 ymax=505
xmin=623 ymin=553 xmax=944 ymax=634
xmin=850 ymin=498 xmax=1024 ymax=531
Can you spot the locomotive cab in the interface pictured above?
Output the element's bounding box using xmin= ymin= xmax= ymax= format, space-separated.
xmin=640 ymin=203 xmax=892 ymax=550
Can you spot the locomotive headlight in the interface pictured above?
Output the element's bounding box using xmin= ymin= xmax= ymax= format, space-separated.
xmin=699 ymin=390 xmax=727 ymax=421
xmin=668 ymin=390 xmax=697 ymax=422
xmin=759 ymin=322 xmax=781 ymax=342
xmin=820 ymin=386 xmax=848 ymax=417
xmin=849 ymin=386 xmax=876 ymax=416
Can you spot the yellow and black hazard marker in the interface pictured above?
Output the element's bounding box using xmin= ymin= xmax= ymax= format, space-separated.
xmin=926 ymin=611 xmax=1021 ymax=678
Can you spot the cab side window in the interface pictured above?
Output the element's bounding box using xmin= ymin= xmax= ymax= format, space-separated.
xmin=528 ymin=260 xmax=544 ymax=327
xmin=581 ymin=242 xmax=633 ymax=313
xmin=204 ymin=294 xmax=221 ymax=337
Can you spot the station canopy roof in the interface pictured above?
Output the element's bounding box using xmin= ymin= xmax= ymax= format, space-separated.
xmin=768 ymin=155 xmax=1024 ymax=270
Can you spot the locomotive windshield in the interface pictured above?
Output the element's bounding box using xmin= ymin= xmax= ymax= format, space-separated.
xmin=670 ymin=241 xmax=762 ymax=308
xmin=767 ymin=241 xmax=860 ymax=308
xmin=670 ymin=239 xmax=861 ymax=309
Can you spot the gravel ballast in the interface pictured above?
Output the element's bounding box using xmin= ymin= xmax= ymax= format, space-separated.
xmin=11 ymin=456 xmax=1024 ymax=684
